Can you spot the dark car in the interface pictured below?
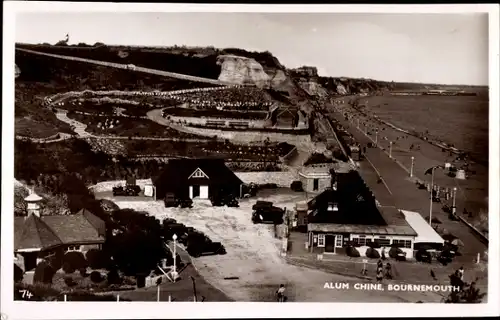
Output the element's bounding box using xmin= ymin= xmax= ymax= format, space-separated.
xmin=437 ymin=250 xmax=454 ymax=265
xmin=164 ymin=193 xmax=178 ymax=207
xmin=178 ymin=198 xmax=193 ymax=208
xmin=112 ymin=185 xmax=141 ymax=196
xmin=290 ymin=181 xmax=304 ymax=192
xmin=416 ymin=249 xmax=432 ymax=263
xmin=252 ymin=206 xmax=285 ymax=224
xmin=187 ymin=241 xmax=226 ymax=258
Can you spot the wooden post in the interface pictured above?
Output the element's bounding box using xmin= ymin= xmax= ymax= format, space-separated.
xmin=117 ymin=295 xmax=120 ymax=302
xmin=157 ymin=285 xmax=160 ymax=302
xmin=64 ymin=294 xmax=67 ymax=302
xmin=191 ymin=276 xmax=198 ymax=302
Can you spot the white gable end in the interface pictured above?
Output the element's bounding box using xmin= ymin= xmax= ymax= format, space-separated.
xmin=188 ymin=168 xmax=209 ymax=179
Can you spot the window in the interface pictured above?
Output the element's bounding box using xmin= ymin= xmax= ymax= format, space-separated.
xmin=317 ymin=234 xmax=325 ymax=247
xmin=335 ymin=235 xmax=343 ymax=247
xmin=65 ymin=245 xmax=81 ymax=252
xmin=376 ymin=238 xmax=391 ymax=247
xmin=353 ymin=235 xmax=367 ymax=246
xmin=392 ymin=239 xmax=412 ymax=249
xmin=189 ymin=168 xmax=208 ymax=179
xmin=313 ymin=179 xmax=319 ymax=191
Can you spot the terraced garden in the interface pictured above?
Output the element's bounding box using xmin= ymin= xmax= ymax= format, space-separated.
xmin=163 ymin=107 xmax=268 ymax=120
xmin=66 ymin=112 xmax=200 ymax=139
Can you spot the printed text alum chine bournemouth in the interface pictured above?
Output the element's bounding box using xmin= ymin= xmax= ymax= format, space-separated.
xmin=324 ymin=282 xmax=461 ymax=292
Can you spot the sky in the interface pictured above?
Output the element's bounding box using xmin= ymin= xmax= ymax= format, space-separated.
xmin=15 ymin=12 xmax=489 ymax=85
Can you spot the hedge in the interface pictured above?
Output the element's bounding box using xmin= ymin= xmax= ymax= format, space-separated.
xmin=33 ymin=261 xmax=55 ymax=284
xmin=366 ymin=247 xmax=380 ymax=259
xmin=389 ymin=247 xmax=404 ymax=259
xmin=62 ymin=262 xmax=76 ymax=274
xmin=90 ymin=271 xmax=104 ymax=283
xmin=346 ymin=246 xmax=360 ymax=257
xmin=86 ymin=249 xmax=109 ymax=269
xmin=63 ymin=251 xmax=88 ymax=270
xmin=14 ymin=264 xmax=24 ymax=282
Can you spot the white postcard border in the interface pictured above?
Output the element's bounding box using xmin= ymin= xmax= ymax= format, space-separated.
xmin=2 ymin=2 xmax=499 ymax=319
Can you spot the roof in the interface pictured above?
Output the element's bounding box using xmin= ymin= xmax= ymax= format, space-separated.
xmin=15 ymin=214 xmax=62 ymax=250
xmin=25 ymin=193 xmax=43 ymax=202
xmin=308 ymin=223 xmax=416 ymax=236
xmin=306 ymin=174 xmax=387 ymax=226
xmin=14 ymin=210 xmax=105 ymax=251
xmin=401 ymin=210 xmax=444 ymax=244
xmin=154 ymin=158 xmax=243 ymax=188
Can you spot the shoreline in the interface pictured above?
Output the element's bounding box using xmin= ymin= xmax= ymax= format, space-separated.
xmin=350 ymin=95 xmax=487 ymax=167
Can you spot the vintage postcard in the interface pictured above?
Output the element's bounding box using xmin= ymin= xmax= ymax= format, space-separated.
xmin=2 ymin=2 xmax=499 ymax=319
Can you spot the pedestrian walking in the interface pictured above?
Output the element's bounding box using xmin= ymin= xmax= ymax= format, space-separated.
xmin=377 ymin=259 xmax=383 ymax=270
xmin=385 ymin=263 xmax=392 ymax=280
xmin=458 ymin=266 xmax=464 ymax=281
xmin=276 ymin=284 xmax=286 ymax=302
xmin=376 ymin=268 xmax=384 ymax=282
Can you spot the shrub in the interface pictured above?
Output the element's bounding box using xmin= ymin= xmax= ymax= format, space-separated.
xmin=389 ymin=247 xmax=404 ymax=259
xmin=90 ymin=271 xmax=103 ymax=283
xmin=14 ymin=264 xmax=24 ymax=282
xmin=79 ymin=268 xmax=88 ymax=277
xmin=63 ymin=251 xmax=88 ymax=270
xmin=62 ymin=262 xmax=76 ymax=274
xmin=107 ymin=269 xmax=122 ymax=285
xmin=346 ymin=246 xmax=361 ymax=257
xmin=366 ymin=247 xmax=380 ymax=259
xmin=64 ymin=276 xmax=78 ymax=287
xmin=33 ymin=261 xmax=55 ymax=284
xmin=85 ymin=249 xmax=109 ymax=269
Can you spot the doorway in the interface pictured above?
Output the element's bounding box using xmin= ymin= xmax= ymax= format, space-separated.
xmin=191 ymin=185 xmax=200 ymax=198
xmin=325 ymin=235 xmax=336 ymax=253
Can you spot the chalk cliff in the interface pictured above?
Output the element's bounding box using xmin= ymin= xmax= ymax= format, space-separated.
xmin=217 ymin=55 xmax=271 ymax=88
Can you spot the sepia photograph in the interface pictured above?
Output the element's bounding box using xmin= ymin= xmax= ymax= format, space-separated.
xmin=2 ymin=2 xmax=499 ymax=319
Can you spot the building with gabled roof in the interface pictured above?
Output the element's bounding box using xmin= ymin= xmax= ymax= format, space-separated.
xmin=153 ymin=158 xmax=244 ymax=201
xmin=14 ymin=191 xmax=106 ymax=272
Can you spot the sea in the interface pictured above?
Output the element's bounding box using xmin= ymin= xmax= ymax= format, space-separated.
xmin=361 ymin=94 xmax=489 ymax=162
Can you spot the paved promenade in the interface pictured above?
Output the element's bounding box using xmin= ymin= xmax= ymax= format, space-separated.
xmin=328 ymin=110 xmax=487 ymax=266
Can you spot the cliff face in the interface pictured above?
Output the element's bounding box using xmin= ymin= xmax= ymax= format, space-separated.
xmin=217 ymin=55 xmax=271 ymax=88
xmin=290 ymin=66 xmax=329 ymax=97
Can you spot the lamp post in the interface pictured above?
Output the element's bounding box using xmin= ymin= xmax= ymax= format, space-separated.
xmin=389 ymin=141 xmax=393 ymax=159
xmin=452 ymin=187 xmax=457 ymax=215
xmin=172 ymin=234 xmax=178 ymax=281
xmin=375 ymin=130 xmax=378 ymax=146
xmin=410 ymin=156 xmax=414 ymax=177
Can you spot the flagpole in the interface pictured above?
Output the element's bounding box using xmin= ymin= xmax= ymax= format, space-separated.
xmin=429 ymin=167 xmax=434 ymax=225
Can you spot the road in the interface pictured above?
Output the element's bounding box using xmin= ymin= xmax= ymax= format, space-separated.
xmin=328 ymin=109 xmax=487 ymax=265
xmin=17 ymin=48 xmax=235 ymax=87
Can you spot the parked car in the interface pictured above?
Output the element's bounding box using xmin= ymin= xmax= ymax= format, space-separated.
xmin=187 ymin=241 xmax=226 ymax=258
xmin=416 ymin=249 xmax=432 ymax=263
xmin=164 ymin=193 xmax=178 ymax=207
xmin=290 ymin=181 xmax=304 ymax=192
xmin=437 ymin=250 xmax=454 ymax=265
xmin=112 ymin=185 xmax=141 ymax=196
xmin=178 ymin=198 xmax=193 ymax=208
xmin=210 ymin=194 xmax=239 ymax=207
xmin=252 ymin=206 xmax=285 ymax=224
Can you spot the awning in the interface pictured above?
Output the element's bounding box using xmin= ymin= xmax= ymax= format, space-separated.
xmin=401 ymin=210 xmax=445 ymax=244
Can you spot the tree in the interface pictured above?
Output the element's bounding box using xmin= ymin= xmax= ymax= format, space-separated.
xmin=14 ymin=185 xmax=29 ymax=216
xmin=14 ymin=264 xmax=24 ymax=282
xmin=33 ymin=261 xmax=55 ymax=284
xmin=445 ymin=274 xmax=486 ymax=303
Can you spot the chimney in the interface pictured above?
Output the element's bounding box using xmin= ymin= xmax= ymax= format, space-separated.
xmin=24 ymin=188 xmax=43 ymax=217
